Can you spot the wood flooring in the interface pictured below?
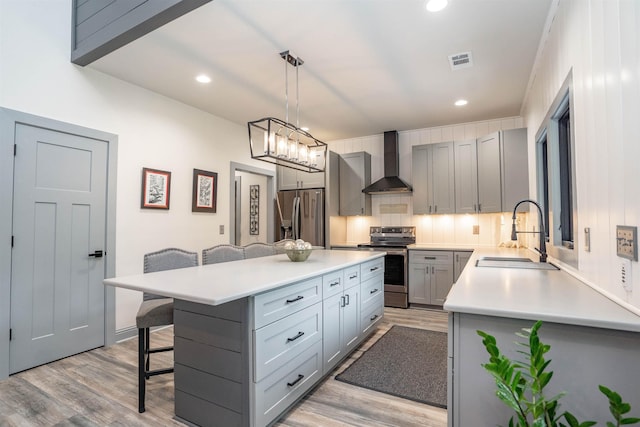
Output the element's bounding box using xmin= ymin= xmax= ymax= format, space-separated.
xmin=0 ymin=307 xmax=448 ymax=427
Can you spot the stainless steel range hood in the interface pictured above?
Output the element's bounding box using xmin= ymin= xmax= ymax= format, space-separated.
xmin=362 ymin=131 xmax=413 ymax=194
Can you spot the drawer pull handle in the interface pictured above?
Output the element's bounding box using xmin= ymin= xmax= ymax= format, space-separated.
xmin=345 ymin=294 xmax=350 ymax=305
xmin=286 ymin=296 xmax=304 ymax=304
xmin=287 ymin=374 xmax=304 ymax=387
xmin=370 ymin=266 xmax=379 ymax=272
xmin=287 ymin=331 xmax=305 ymax=342
xmin=370 ymin=288 xmax=378 ymax=294
xmin=370 ymin=314 xmax=379 ymax=321
xmin=330 ymin=280 xmax=340 ymax=287
xmin=349 ymin=274 xmax=358 ymax=279
xmin=424 ymin=256 xmax=436 ymax=260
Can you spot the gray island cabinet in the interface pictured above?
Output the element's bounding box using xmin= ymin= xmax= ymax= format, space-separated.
xmin=444 ymin=249 xmax=640 ymax=427
xmin=104 ymin=250 xmax=385 ymax=427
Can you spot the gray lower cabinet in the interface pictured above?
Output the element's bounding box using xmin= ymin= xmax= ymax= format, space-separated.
xmin=453 ymin=251 xmax=472 ymax=282
xmin=408 ymin=250 xmax=454 ymax=306
xmin=322 ymin=273 xmax=360 ymax=375
xmin=174 ymin=259 xmax=384 ymax=427
xmin=412 ymin=142 xmax=455 ymax=214
xmin=449 ymin=312 xmax=640 ymax=426
xmin=339 ymin=151 xmax=371 ymax=216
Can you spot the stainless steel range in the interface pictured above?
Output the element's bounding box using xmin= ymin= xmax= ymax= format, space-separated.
xmin=358 ymin=226 xmax=415 ymax=308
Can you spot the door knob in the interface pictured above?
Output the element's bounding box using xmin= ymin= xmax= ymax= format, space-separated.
xmin=88 ymin=250 xmax=104 ymax=258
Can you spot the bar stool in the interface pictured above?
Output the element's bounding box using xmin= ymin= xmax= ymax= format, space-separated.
xmin=137 ymin=247 xmax=198 ymax=413
xmin=202 ymin=244 xmax=245 ymax=265
xmin=244 ymin=242 xmax=276 ymax=259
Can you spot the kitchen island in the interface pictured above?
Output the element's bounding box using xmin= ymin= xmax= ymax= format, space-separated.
xmin=444 ymin=248 xmax=640 ymax=426
xmin=104 ymin=250 xmax=385 ymax=427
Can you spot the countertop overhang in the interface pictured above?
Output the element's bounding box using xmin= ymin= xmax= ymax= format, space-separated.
xmin=444 ymin=248 xmax=640 ymax=332
xmin=104 ymin=250 xmax=385 ymax=306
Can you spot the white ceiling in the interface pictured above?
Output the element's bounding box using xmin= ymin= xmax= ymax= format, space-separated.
xmin=89 ymin=0 xmax=553 ymax=142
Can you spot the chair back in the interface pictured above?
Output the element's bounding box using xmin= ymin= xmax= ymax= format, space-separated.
xmin=202 ymin=244 xmax=245 ymax=265
xmin=244 ymin=242 xmax=276 ymax=259
xmin=143 ymin=248 xmax=198 ymax=300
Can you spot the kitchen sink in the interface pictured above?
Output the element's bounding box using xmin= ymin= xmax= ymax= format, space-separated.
xmin=475 ymin=256 xmax=560 ymax=270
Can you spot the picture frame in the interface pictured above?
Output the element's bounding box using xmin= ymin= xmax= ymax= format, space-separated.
xmin=141 ymin=167 xmax=171 ymax=209
xmin=249 ymin=184 xmax=259 ymax=235
xmin=192 ymin=168 xmax=218 ymax=213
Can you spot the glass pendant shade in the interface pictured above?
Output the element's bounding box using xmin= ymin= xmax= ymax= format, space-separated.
xmin=248 ymin=117 xmax=327 ymax=173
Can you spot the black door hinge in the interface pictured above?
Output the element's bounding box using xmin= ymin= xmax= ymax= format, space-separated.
xmin=9 ymin=329 xmax=12 ymax=341
xmin=14 ymin=144 xmax=17 ymax=156
xmin=11 ymin=236 xmax=14 ymax=248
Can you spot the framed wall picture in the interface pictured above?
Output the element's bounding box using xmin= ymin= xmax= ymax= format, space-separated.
xmin=141 ymin=167 xmax=171 ymax=209
xmin=249 ymin=184 xmax=259 ymax=235
xmin=192 ymin=168 xmax=218 ymax=213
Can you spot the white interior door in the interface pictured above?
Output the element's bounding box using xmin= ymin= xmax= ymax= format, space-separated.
xmin=10 ymin=123 xmax=108 ymax=373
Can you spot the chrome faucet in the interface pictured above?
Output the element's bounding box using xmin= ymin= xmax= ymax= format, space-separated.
xmin=511 ymin=199 xmax=547 ymax=263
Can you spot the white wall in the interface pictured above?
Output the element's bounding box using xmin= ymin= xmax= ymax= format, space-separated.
xmin=521 ymin=0 xmax=640 ymax=312
xmin=0 ymin=0 xmax=274 ymax=330
xmin=328 ymin=117 xmax=529 ymax=247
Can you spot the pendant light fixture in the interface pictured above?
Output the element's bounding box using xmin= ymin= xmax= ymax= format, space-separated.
xmin=248 ymin=51 xmax=327 ymax=173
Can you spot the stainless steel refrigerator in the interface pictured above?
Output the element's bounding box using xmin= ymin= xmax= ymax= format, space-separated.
xmin=275 ymin=189 xmax=325 ymax=247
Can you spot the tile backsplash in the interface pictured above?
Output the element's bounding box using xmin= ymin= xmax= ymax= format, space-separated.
xmin=331 ymin=193 xmax=532 ymax=248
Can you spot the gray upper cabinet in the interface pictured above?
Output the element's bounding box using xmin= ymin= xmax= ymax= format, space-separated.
xmin=501 ymin=128 xmax=530 ymax=212
xmin=412 ymin=142 xmax=455 ymax=215
xmin=455 ymin=129 xmax=528 ymax=214
xmin=339 ymin=152 xmax=371 ymax=216
xmin=476 ymin=132 xmax=502 ymax=213
xmin=454 ymin=139 xmax=478 ymax=214
xmin=277 ymin=166 xmax=325 ymax=191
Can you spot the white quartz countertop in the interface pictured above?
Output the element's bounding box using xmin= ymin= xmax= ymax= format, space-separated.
xmin=104 ymin=250 xmax=384 ymax=306
xmin=443 ymin=248 xmax=640 ymax=332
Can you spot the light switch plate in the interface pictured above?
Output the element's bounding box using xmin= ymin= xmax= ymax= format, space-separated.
xmin=616 ymin=225 xmax=638 ymax=261
xmin=219 ymin=225 xmax=224 ymax=235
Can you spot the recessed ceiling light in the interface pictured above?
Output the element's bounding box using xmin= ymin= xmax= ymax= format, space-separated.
xmin=195 ymin=74 xmax=211 ymax=84
xmin=455 ymin=99 xmax=468 ymax=106
xmin=426 ymin=0 xmax=448 ymax=12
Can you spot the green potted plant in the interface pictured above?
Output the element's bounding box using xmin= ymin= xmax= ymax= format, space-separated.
xmin=477 ymin=320 xmax=640 ymax=427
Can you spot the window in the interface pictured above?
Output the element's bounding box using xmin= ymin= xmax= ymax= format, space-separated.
xmin=537 ymin=133 xmax=550 ymax=241
xmin=535 ymin=74 xmax=577 ymax=267
xmin=557 ymin=106 xmax=573 ymax=248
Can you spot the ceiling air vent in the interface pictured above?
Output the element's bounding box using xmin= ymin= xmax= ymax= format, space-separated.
xmin=448 ymin=51 xmax=473 ymax=70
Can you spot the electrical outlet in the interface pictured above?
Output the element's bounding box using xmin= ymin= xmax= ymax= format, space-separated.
xmin=616 ymin=225 xmax=638 ymax=260
xmin=219 ymin=225 xmax=224 ymax=235
xmin=472 ymin=225 xmax=479 ymax=235
xmin=621 ymin=258 xmax=632 ymax=292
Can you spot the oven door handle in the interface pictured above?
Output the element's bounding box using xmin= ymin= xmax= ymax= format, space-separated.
xmin=382 ymin=250 xmax=407 ymax=256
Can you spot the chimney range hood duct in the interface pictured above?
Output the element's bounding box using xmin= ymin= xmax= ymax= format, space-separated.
xmin=362 ymin=131 xmax=413 ymax=194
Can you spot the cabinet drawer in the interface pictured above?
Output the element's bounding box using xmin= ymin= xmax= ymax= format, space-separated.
xmin=344 ymin=265 xmax=361 ymax=289
xmin=361 ymin=294 xmax=384 ymax=335
xmin=254 ymin=277 xmax=322 ymax=329
xmin=409 ymin=250 xmax=453 ymax=265
xmin=254 ymin=340 xmax=323 ymax=427
xmin=360 ymin=257 xmax=384 ymax=282
xmin=322 ymin=270 xmax=344 ymax=298
xmin=360 ymin=274 xmax=383 ymax=308
xmin=254 ymin=302 xmax=322 ymax=382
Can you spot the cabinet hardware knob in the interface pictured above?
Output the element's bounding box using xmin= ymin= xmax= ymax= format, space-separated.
xmin=287 ymin=331 xmax=305 ymax=342
xmin=434 ymin=205 xmax=438 ymax=213
xmin=349 ymin=274 xmax=357 ymax=279
xmin=285 ymin=295 xmax=304 ymax=304
xmin=424 ymin=256 xmax=436 ymax=260
xmin=330 ymin=280 xmax=340 ymax=287
xmin=370 ymin=288 xmax=378 ymax=294
xmin=370 ymin=314 xmax=378 ymax=321
xmin=287 ymin=374 xmax=304 ymax=387
xmin=340 ymin=296 xmax=346 ymax=307
xmin=345 ymin=294 xmax=350 ymax=305
xmin=88 ymin=250 xmax=104 ymax=258
xmin=370 ymin=266 xmax=379 ymax=272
